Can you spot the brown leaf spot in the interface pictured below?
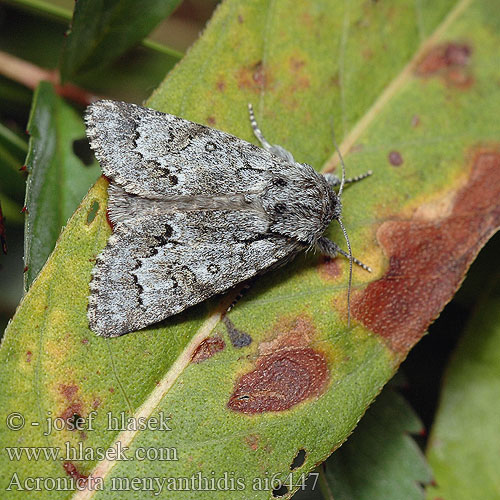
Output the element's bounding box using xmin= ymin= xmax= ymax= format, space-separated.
xmin=301 ymin=11 xmax=313 ymax=27
xmin=26 ymin=351 xmax=32 ymax=363
xmin=289 ymin=57 xmax=310 ymax=92
xmin=290 ymin=57 xmax=306 ymax=71
xmin=191 ymin=336 xmax=226 ymax=363
xmin=236 ymin=66 xmax=254 ymax=91
xmin=63 ymin=462 xmax=88 ymax=481
xmin=92 ymin=397 xmax=101 ymax=409
xmin=352 ymin=148 xmax=500 ymax=353
xmin=216 ymin=79 xmax=226 ymax=91
xmin=329 ymin=74 xmax=341 ymax=88
xmin=417 ymin=43 xmax=470 ymax=74
xmin=228 ymin=348 xmax=329 ymax=413
xmin=388 ymin=151 xmax=404 ymax=166
xmin=60 ymin=403 xmax=83 ymax=422
xmin=252 ymin=61 xmax=267 ymax=88
xmin=259 ymin=315 xmax=315 ymax=355
xmin=411 ymin=115 xmax=420 ymax=127
xmin=245 ymin=434 xmax=259 ymax=450
xmin=60 ymin=384 xmax=79 ymax=401
xmin=293 ymin=76 xmax=310 ymax=92
xmin=444 ymin=44 xmax=471 ymax=66
xmin=237 ymin=61 xmax=272 ymax=93
xmin=447 ymin=68 xmax=473 ymax=88
xmin=362 ymin=48 xmax=374 ymax=60
xmin=416 ymin=42 xmax=473 ymax=89
xmin=207 ymin=116 xmax=216 ymax=126
xmin=317 ymin=255 xmax=341 ymax=281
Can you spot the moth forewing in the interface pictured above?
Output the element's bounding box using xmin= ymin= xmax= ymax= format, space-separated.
xmin=86 ymin=101 xmax=369 ymax=336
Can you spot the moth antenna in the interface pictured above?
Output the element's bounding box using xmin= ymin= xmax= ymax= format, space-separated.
xmin=248 ymin=103 xmax=272 ymax=150
xmin=332 ymin=121 xmax=351 ymax=325
xmin=333 ymin=135 xmax=347 ymax=198
xmin=337 ymin=218 xmax=353 ymax=328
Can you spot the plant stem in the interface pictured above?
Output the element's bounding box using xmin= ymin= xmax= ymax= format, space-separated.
xmin=0 ymin=50 xmax=99 ymax=106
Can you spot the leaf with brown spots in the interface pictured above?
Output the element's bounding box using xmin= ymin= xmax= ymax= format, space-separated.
xmin=1 ymin=1 xmax=499 ymax=499
xmin=352 ymin=150 xmax=500 ymax=352
xmin=228 ymin=347 xmax=330 ymax=413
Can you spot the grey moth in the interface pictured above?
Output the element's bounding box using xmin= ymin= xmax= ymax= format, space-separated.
xmin=85 ymin=101 xmax=370 ymax=337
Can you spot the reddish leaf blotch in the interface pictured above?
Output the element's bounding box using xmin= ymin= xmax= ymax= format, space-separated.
xmin=228 ymin=347 xmax=329 ymax=413
xmin=191 ymin=336 xmax=226 ymax=363
xmin=352 ymin=149 xmax=500 ymax=353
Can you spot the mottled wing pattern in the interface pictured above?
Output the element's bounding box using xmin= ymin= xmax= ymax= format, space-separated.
xmin=88 ymin=209 xmax=303 ymax=336
xmin=85 ymin=100 xmax=288 ymax=198
xmin=85 ymin=100 xmax=313 ymax=336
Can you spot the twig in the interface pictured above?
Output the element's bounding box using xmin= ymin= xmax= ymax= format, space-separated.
xmin=0 ymin=50 xmax=99 ymax=106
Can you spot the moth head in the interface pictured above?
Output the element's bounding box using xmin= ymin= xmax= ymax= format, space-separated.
xmin=264 ymin=163 xmax=341 ymax=244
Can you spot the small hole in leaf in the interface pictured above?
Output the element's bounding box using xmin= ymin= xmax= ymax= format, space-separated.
xmin=272 ymin=484 xmax=288 ymax=497
xmin=86 ymin=201 xmax=99 ymax=224
xmin=290 ymin=449 xmax=306 ymax=470
xmin=73 ymin=138 xmax=94 ymax=166
xmin=70 ymin=413 xmax=84 ymax=430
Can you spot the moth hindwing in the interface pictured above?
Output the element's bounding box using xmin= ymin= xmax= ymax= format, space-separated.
xmin=85 ymin=100 xmax=369 ymax=337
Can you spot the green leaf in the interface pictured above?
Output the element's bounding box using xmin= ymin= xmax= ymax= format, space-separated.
xmin=425 ymin=283 xmax=500 ymax=500
xmin=0 ymin=220 xmax=24 ymax=336
xmin=0 ymin=121 xmax=27 ymax=204
xmin=0 ymin=121 xmax=27 ymax=157
xmin=320 ymin=382 xmax=432 ymax=500
xmin=0 ymin=194 xmax=24 ymax=226
xmin=60 ymin=0 xmax=183 ymax=82
xmin=73 ymin=43 xmax=181 ymax=104
xmin=10 ymin=0 xmax=73 ymax=20
xmin=0 ymin=75 xmax=33 ymax=117
xmin=23 ymin=81 xmax=100 ymax=289
xmin=0 ymin=2 xmax=182 ymax=103
xmin=1 ymin=1 xmax=500 ymax=499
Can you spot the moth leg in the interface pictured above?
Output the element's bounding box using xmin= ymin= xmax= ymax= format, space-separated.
xmin=248 ymin=103 xmax=295 ymax=163
xmin=316 ymin=236 xmax=372 ymax=272
xmin=226 ymin=280 xmax=255 ymax=314
xmin=323 ymin=170 xmax=373 ymax=187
